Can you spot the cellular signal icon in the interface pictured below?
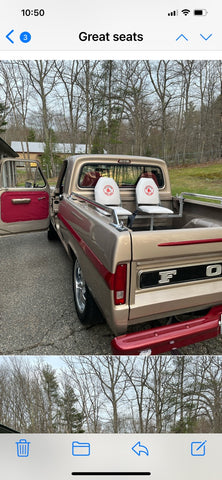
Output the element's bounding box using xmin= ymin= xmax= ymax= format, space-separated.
xmin=168 ymin=10 xmax=178 ymax=16
xmin=181 ymin=9 xmax=191 ymax=16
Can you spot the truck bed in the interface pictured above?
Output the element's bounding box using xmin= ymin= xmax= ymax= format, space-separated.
xmin=58 ymin=190 xmax=222 ymax=335
xmin=48 ymin=154 xmax=222 ymax=351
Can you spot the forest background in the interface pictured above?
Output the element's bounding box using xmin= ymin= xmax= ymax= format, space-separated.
xmin=0 ymin=356 xmax=221 ymax=434
xmin=1 ymin=60 xmax=222 ymax=178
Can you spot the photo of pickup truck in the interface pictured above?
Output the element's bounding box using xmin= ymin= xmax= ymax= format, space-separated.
xmin=1 ymin=137 xmax=222 ymax=355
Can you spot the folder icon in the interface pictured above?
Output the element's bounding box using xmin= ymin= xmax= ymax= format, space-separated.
xmin=72 ymin=441 xmax=91 ymax=456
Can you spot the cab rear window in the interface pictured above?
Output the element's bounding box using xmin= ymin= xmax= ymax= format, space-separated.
xmin=79 ymin=163 xmax=164 ymax=188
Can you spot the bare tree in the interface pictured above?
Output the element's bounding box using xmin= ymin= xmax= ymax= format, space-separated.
xmin=120 ymin=357 xmax=156 ymax=432
xmin=77 ymin=61 xmax=100 ymax=153
xmin=68 ymin=356 xmax=130 ymax=433
xmin=54 ymin=60 xmax=84 ymax=152
xmin=144 ymin=60 xmax=178 ymax=159
xmin=63 ymin=357 xmax=105 ymax=433
xmin=21 ymin=60 xmax=59 ymax=175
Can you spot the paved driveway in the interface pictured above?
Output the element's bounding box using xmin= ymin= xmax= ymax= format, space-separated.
xmin=1 ymin=231 xmax=222 ymax=356
xmin=0 ymin=231 xmax=113 ymax=355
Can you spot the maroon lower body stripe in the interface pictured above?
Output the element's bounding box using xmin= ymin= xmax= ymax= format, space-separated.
xmin=58 ymin=212 xmax=115 ymax=289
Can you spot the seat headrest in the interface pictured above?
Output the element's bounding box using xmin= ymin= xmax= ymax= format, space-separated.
xmin=136 ymin=177 xmax=160 ymax=205
xmin=94 ymin=177 xmax=121 ymax=205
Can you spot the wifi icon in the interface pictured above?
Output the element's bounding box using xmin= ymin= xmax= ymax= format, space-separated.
xmin=182 ymin=9 xmax=191 ymax=16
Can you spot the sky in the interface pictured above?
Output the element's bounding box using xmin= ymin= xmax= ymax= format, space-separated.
xmin=0 ymin=355 xmax=67 ymax=370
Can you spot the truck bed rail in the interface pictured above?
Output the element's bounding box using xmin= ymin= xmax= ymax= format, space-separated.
xmin=70 ymin=192 xmax=127 ymax=231
xmin=181 ymin=192 xmax=222 ymax=203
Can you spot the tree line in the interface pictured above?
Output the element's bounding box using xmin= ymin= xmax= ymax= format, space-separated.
xmin=0 ymin=356 xmax=221 ymax=433
xmin=0 ymin=60 xmax=222 ymax=175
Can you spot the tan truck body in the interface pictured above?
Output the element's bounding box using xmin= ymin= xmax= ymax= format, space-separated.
xmin=49 ymin=155 xmax=222 ymax=337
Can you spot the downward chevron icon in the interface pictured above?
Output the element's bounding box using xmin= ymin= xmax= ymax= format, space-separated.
xmin=200 ymin=34 xmax=212 ymax=41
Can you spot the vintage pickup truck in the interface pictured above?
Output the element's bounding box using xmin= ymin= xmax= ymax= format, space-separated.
xmin=1 ymin=137 xmax=222 ymax=354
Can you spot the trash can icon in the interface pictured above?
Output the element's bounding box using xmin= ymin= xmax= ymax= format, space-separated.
xmin=16 ymin=439 xmax=30 ymax=457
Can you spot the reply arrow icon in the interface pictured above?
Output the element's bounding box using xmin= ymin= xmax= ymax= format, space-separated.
xmin=132 ymin=442 xmax=149 ymax=456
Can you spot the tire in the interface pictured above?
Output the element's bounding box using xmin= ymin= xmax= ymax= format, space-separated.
xmin=47 ymin=221 xmax=58 ymax=241
xmin=72 ymin=258 xmax=103 ymax=325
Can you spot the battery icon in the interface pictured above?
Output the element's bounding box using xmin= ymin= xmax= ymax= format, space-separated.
xmin=194 ymin=9 xmax=208 ymax=15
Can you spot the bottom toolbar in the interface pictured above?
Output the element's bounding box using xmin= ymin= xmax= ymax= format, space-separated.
xmin=0 ymin=434 xmax=220 ymax=479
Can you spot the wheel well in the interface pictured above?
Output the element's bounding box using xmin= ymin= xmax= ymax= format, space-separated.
xmin=67 ymin=244 xmax=76 ymax=262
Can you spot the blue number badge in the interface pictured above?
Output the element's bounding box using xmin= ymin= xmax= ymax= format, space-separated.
xmin=20 ymin=31 xmax=32 ymax=43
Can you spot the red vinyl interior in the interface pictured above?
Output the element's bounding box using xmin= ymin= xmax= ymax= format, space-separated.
xmin=1 ymin=191 xmax=49 ymax=223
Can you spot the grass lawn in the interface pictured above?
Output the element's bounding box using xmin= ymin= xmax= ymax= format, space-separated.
xmin=47 ymin=177 xmax=58 ymax=186
xmin=169 ymin=162 xmax=222 ymax=197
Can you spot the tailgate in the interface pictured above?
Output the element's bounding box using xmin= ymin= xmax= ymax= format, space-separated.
xmin=129 ymin=227 xmax=222 ymax=323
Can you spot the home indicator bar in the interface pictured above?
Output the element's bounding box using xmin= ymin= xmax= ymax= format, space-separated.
xmin=71 ymin=473 xmax=151 ymax=476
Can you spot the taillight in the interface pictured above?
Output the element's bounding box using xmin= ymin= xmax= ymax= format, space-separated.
xmin=114 ymin=264 xmax=127 ymax=305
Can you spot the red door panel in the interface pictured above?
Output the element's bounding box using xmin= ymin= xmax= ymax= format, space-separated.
xmin=1 ymin=190 xmax=49 ymax=223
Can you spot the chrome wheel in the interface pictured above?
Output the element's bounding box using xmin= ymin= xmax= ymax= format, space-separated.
xmin=72 ymin=257 xmax=104 ymax=325
xmin=74 ymin=260 xmax=86 ymax=314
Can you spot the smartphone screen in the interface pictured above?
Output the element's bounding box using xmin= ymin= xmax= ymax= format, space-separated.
xmin=0 ymin=1 xmax=221 ymax=478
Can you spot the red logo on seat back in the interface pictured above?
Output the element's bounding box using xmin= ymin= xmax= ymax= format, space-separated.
xmin=103 ymin=185 xmax=114 ymax=196
xmin=144 ymin=185 xmax=154 ymax=196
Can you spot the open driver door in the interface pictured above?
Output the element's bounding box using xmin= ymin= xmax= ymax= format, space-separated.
xmin=0 ymin=138 xmax=50 ymax=236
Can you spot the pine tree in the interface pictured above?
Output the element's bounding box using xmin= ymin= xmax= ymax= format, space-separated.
xmin=41 ymin=364 xmax=59 ymax=432
xmin=0 ymin=102 xmax=7 ymax=133
xmin=60 ymin=382 xmax=84 ymax=433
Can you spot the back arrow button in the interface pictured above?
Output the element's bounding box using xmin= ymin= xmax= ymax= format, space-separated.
xmin=6 ymin=30 xmax=14 ymax=44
